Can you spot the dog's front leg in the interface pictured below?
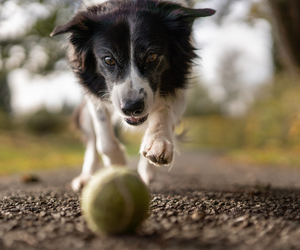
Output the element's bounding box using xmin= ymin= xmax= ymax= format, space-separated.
xmin=140 ymin=91 xmax=186 ymax=173
xmin=141 ymin=108 xmax=174 ymax=167
xmin=138 ymin=155 xmax=156 ymax=185
xmin=72 ymin=104 xmax=99 ymax=191
xmin=72 ymin=99 xmax=127 ymax=191
xmin=86 ymin=98 xmax=127 ymax=168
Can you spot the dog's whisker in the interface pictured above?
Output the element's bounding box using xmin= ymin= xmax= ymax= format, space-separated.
xmin=100 ymin=93 xmax=111 ymax=98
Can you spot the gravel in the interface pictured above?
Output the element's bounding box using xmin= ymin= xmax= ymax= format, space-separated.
xmin=1 ymin=151 xmax=300 ymax=250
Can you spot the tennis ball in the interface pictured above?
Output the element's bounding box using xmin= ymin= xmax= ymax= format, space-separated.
xmin=81 ymin=167 xmax=150 ymax=235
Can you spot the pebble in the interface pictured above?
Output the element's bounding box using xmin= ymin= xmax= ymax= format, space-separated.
xmin=191 ymin=210 xmax=206 ymax=220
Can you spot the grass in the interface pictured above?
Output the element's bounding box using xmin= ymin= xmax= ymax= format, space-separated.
xmin=227 ymin=148 xmax=300 ymax=168
xmin=2 ymin=114 xmax=300 ymax=176
xmin=0 ymin=130 xmax=85 ymax=175
xmin=0 ymin=127 xmax=144 ymax=176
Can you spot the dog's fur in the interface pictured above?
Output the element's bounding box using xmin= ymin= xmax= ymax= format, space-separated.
xmin=51 ymin=0 xmax=215 ymax=191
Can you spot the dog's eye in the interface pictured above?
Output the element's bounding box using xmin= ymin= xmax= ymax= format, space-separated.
xmin=146 ymin=54 xmax=157 ymax=64
xmin=104 ymin=57 xmax=116 ymax=66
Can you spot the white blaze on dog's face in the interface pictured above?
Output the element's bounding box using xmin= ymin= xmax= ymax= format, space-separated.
xmin=90 ymin=13 xmax=171 ymax=127
xmin=111 ymin=64 xmax=154 ymax=126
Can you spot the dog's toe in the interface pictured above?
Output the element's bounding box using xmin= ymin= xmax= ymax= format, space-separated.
xmin=148 ymin=155 xmax=158 ymax=164
xmin=142 ymin=137 xmax=173 ymax=166
xmin=157 ymin=158 xmax=168 ymax=165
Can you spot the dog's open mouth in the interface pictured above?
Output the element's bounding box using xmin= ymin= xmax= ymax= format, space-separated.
xmin=124 ymin=114 xmax=148 ymax=126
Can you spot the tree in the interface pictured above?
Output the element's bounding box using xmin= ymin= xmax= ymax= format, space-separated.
xmin=268 ymin=0 xmax=300 ymax=74
xmin=0 ymin=0 xmax=76 ymax=113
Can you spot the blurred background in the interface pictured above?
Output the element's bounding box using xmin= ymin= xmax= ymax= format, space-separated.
xmin=1 ymin=0 xmax=300 ymax=175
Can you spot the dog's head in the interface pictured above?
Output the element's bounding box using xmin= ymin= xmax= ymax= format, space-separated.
xmin=51 ymin=0 xmax=215 ymax=126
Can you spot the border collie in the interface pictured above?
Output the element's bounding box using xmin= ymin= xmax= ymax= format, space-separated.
xmin=51 ymin=0 xmax=215 ymax=191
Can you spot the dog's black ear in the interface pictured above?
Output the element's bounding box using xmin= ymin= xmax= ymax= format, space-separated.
xmin=50 ymin=11 xmax=99 ymax=73
xmin=51 ymin=21 xmax=76 ymax=37
xmin=157 ymin=2 xmax=215 ymax=23
xmin=50 ymin=14 xmax=91 ymax=37
xmin=51 ymin=3 xmax=116 ymax=37
xmin=50 ymin=11 xmax=99 ymax=65
xmin=181 ymin=7 xmax=216 ymax=19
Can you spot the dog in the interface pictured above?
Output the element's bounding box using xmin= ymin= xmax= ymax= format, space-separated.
xmin=51 ymin=0 xmax=215 ymax=191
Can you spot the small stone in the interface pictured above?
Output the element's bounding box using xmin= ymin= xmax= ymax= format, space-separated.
xmin=21 ymin=174 xmax=40 ymax=183
xmin=52 ymin=213 xmax=61 ymax=220
xmin=191 ymin=210 xmax=206 ymax=220
xmin=9 ymin=209 xmax=20 ymax=213
xmin=39 ymin=211 xmax=47 ymax=217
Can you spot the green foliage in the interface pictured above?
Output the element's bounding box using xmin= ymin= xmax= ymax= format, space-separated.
xmin=185 ymin=82 xmax=221 ymax=116
xmin=0 ymin=73 xmax=11 ymax=113
xmin=22 ymin=109 xmax=70 ymax=135
xmin=244 ymin=74 xmax=300 ymax=149
xmin=181 ymin=116 xmax=245 ymax=149
xmin=184 ymin=73 xmax=300 ymax=152
xmin=0 ymin=109 xmax=13 ymax=130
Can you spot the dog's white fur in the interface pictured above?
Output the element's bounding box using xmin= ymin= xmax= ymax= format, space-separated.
xmin=111 ymin=66 xmax=154 ymax=121
xmin=71 ymin=0 xmax=191 ymax=191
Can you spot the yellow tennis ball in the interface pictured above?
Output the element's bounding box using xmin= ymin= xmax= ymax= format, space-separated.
xmin=81 ymin=167 xmax=150 ymax=235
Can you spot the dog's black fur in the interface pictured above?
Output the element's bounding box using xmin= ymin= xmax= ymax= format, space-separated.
xmin=51 ymin=0 xmax=215 ymax=99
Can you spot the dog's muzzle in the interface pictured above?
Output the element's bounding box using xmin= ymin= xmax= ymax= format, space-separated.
xmin=121 ymin=99 xmax=148 ymax=126
xmin=124 ymin=114 xmax=148 ymax=126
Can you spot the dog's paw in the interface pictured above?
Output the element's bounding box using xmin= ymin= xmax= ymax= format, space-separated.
xmin=71 ymin=174 xmax=91 ymax=192
xmin=141 ymin=136 xmax=174 ymax=166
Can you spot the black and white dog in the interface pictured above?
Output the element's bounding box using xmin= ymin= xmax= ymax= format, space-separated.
xmin=51 ymin=0 xmax=215 ymax=191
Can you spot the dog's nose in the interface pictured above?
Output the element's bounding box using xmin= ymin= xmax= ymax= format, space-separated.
xmin=121 ymin=100 xmax=144 ymax=116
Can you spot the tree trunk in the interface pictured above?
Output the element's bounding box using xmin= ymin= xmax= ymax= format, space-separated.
xmin=268 ymin=0 xmax=300 ymax=74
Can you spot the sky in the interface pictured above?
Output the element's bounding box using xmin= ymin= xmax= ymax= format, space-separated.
xmin=8 ymin=69 xmax=82 ymax=114
xmin=1 ymin=0 xmax=274 ymax=116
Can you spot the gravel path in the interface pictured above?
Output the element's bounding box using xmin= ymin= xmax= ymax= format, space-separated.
xmin=1 ymin=150 xmax=300 ymax=250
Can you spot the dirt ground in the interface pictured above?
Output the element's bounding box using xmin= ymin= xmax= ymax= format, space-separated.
xmin=1 ymin=150 xmax=300 ymax=250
